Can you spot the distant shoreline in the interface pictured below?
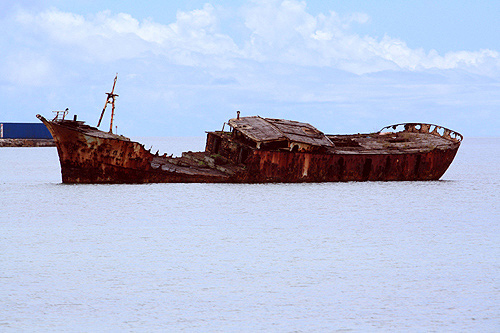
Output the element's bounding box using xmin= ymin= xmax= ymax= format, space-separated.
xmin=0 ymin=138 xmax=55 ymax=147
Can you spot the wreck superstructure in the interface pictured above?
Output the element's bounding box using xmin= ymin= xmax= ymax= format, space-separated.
xmin=37 ymin=112 xmax=462 ymax=184
xmin=206 ymin=115 xmax=462 ymax=182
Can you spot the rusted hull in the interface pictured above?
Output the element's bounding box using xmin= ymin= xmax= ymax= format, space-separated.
xmin=205 ymin=130 xmax=461 ymax=182
xmin=39 ymin=116 xmax=229 ymax=183
xmin=241 ymin=148 xmax=459 ymax=182
xmin=38 ymin=115 xmax=460 ymax=184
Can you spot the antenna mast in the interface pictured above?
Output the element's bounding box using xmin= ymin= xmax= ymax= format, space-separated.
xmin=97 ymin=73 xmax=119 ymax=133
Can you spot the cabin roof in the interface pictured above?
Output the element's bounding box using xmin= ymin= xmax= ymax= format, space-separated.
xmin=228 ymin=116 xmax=334 ymax=147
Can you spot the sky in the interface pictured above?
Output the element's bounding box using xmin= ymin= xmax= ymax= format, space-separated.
xmin=0 ymin=0 xmax=499 ymax=137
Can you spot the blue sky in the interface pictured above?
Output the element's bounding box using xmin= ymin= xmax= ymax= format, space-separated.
xmin=1 ymin=0 xmax=499 ymax=136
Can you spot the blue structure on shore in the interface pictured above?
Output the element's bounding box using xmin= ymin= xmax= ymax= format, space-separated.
xmin=0 ymin=123 xmax=53 ymax=139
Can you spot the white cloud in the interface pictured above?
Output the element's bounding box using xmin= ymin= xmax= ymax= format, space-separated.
xmin=14 ymin=4 xmax=239 ymax=65
xmin=0 ymin=1 xmax=498 ymax=137
xmin=7 ymin=0 xmax=500 ymax=76
xmin=241 ymin=1 xmax=499 ymax=74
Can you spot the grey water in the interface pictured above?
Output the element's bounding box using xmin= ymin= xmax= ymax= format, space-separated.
xmin=1 ymin=138 xmax=499 ymax=332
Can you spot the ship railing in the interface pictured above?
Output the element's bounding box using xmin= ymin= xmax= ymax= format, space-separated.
xmin=378 ymin=123 xmax=463 ymax=143
xmin=52 ymin=108 xmax=69 ymax=121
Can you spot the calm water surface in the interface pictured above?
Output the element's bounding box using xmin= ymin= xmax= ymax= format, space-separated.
xmin=1 ymin=138 xmax=499 ymax=331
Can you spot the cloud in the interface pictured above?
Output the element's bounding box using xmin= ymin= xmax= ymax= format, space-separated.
xmin=0 ymin=0 xmax=498 ymax=137
xmin=7 ymin=0 xmax=498 ymax=76
xmin=13 ymin=4 xmax=239 ymax=66
xmin=241 ymin=0 xmax=499 ymax=74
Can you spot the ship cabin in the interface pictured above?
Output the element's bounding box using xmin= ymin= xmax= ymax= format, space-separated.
xmin=205 ymin=115 xmax=335 ymax=164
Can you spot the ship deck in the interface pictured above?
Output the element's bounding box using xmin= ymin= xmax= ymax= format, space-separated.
xmin=328 ymin=131 xmax=459 ymax=155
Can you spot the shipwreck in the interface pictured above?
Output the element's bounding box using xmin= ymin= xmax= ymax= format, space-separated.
xmin=37 ymin=77 xmax=462 ymax=184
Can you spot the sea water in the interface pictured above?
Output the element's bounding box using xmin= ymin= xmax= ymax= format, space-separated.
xmin=0 ymin=138 xmax=498 ymax=331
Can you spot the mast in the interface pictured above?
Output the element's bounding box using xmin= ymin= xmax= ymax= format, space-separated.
xmin=97 ymin=73 xmax=119 ymax=133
